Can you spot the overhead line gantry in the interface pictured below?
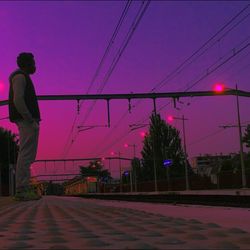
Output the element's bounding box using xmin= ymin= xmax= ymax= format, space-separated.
xmin=1 ymin=89 xmax=250 ymax=127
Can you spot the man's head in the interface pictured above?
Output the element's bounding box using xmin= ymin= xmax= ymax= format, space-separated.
xmin=17 ymin=52 xmax=36 ymax=75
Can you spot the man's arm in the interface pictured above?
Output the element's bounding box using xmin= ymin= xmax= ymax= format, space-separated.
xmin=12 ymin=74 xmax=34 ymax=123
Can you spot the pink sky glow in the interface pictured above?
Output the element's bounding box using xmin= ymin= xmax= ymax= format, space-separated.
xmin=0 ymin=1 xmax=250 ymax=178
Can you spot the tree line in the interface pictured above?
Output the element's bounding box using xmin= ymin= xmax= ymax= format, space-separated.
xmin=1 ymin=115 xmax=250 ymax=191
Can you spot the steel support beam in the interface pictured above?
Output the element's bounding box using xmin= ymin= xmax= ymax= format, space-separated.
xmin=1 ymin=89 xmax=250 ymax=106
xmin=34 ymin=156 xmax=132 ymax=163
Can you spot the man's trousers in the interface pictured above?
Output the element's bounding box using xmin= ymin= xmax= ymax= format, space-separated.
xmin=15 ymin=120 xmax=39 ymax=191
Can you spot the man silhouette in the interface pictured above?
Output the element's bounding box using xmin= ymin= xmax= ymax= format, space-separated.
xmin=9 ymin=52 xmax=41 ymax=200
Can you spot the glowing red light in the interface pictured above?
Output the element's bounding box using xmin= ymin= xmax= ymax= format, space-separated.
xmin=86 ymin=177 xmax=97 ymax=182
xmin=213 ymin=83 xmax=225 ymax=93
xmin=140 ymin=132 xmax=146 ymax=138
xmin=0 ymin=82 xmax=4 ymax=93
xmin=101 ymin=157 xmax=105 ymax=161
xmin=110 ymin=151 xmax=115 ymax=156
xmin=124 ymin=143 xmax=129 ymax=148
xmin=167 ymin=115 xmax=174 ymax=122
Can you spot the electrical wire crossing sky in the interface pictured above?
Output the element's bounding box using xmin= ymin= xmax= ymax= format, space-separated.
xmin=0 ymin=1 xmax=250 ymax=178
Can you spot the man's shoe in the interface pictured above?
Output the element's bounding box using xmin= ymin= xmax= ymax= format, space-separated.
xmin=13 ymin=187 xmax=41 ymax=201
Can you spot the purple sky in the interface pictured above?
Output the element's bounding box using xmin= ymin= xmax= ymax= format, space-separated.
xmin=0 ymin=1 xmax=250 ymax=179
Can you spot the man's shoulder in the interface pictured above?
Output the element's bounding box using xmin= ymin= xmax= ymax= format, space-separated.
xmin=9 ymin=70 xmax=26 ymax=82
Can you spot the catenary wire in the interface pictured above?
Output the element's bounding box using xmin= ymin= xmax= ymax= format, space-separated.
xmin=61 ymin=1 xmax=133 ymax=157
xmin=63 ymin=1 xmax=151 ymax=157
xmin=96 ymin=36 xmax=250 ymax=157
xmin=78 ymin=1 xmax=151 ymax=128
xmin=93 ymin=4 xmax=250 ymax=154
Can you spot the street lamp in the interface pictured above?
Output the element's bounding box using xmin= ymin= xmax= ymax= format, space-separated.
xmin=110 ymin=151 xmax=123 ymax=192
xmin=167 ymin=115 xmax=190 ymax=190
xmin=131 ymin=127 xmax=157 ymax=192
xmin=214 ymin=83 xmax=247 ymax=188
xmin=213 ymin=83 xmax=225 ymax=92
xmin=124 ymin=143 xmax=136 ymax=158
xmin=140 ymin=131 xmax=147 ymax=138
xmin=124 ymin=143 xmax=137 ymax=192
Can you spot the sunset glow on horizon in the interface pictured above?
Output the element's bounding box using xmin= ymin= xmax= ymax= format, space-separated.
xmin=0 ymin=81 xmax=5 ymax=93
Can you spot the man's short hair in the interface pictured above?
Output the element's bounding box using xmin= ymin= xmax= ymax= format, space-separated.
xmin=17 ymin=52 xmax=34 ymax=68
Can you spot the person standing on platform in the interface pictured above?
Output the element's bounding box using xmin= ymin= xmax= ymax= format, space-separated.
xmin=8 ymin=52 xmax=41 ymax=201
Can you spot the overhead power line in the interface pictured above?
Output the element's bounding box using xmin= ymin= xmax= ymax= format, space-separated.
xmin=188 ymin=119 xmax=250 ymax=147
xmin=96 ymin=35 xmax=250 ymax=157
xmin=61 ymin=1 xmax=133 ymax=158
xmin=152 ymin=3 xmax=250 ymax=91
xmin=94 ymin=4 xmax=250 ymax=156
xmin=126 ymin=7 xmax=250 ymax=115
xmin=63 ymin=4 xmax=249 ymax=158
xmin=62 ymin=1 xmax=151 ymax=157
xmin=140 ymin=36 xmax=250 ymax=121
xmin=78 ymin=0 xmax=151 ymax=128
xmin=83 ymin=0 xmax=133 ymax=97
xmin=97 ymin=1 xmax=151 ymax=94
xmin=188 ymin=129 xmax=226 ymax=147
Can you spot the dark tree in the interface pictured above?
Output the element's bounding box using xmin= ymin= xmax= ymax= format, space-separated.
xmin=243 ymin=125 xmax=250 ymax=148
xmin=131 ymin=157 xmax=141 ymax=179
xmin=80 ymin=160 xmax=112 ymax=182
xmin=0 ymin=127 xmax=19 ymax=168
xmin=140 ymin=113 xmax=187 ymax=181
xmin=0 ymin=127 xmax=19 ymax=195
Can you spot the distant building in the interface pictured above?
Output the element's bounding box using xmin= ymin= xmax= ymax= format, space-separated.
xmin=64 ymin=176 xmax=98 ymax=195
xmin=190 ymin=153 xmax=236 ymax=184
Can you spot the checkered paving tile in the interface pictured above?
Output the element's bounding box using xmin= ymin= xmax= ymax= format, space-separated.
xmin=0 ymin=196 xmax=249 ymax=249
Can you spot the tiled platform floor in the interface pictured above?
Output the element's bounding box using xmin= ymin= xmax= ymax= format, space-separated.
xmin=0 ymin=197 xmax=18 ymax=209
xmin=0 ymin=196 xmax=249 ymax=249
